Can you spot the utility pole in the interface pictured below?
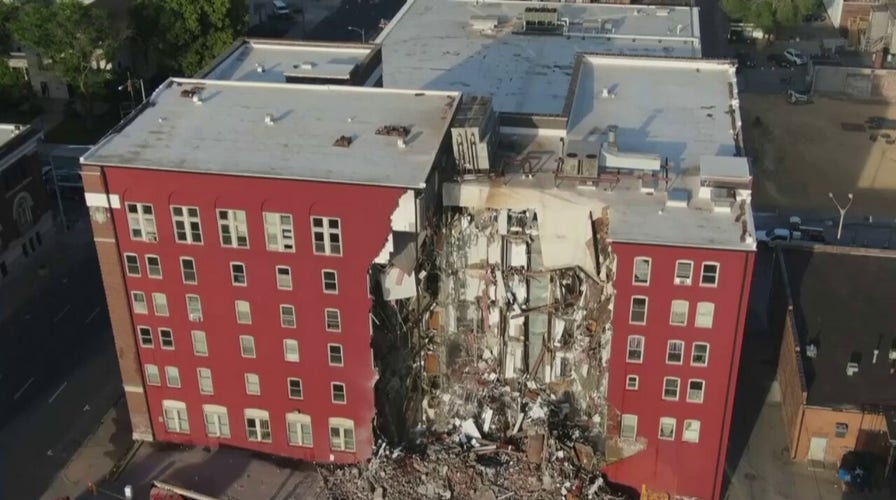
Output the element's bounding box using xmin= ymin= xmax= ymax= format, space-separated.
xmin=828 ymin=192 xmax=854 ymax=241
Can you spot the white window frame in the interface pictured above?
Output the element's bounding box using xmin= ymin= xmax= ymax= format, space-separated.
xmin=325 ymin=308 xmax=341 ymax=332
xmin=322 ymin=269 xmax=338 ymax=294
xmin=695 ymin=302 xmax=715 ymax=329
xmin=218 ymin=209 xmax=249 ymax=248
xmin=328 ymin=417 xmax=355 ymax=451
xmin=328 ymin=343 xmax=344 ymax=366
xmin=124 ymin=253 xmax=140 ymax=276
xmin=683 ymin=419 xmax=701 ymax=443
xmin=287 ymin=377 xmax=303 ymax=399
xmin=245 ymin=373 xmax=261 ymax=395
xmin=264 ymin=212 xmax=295 ymax=252
xmin=239 ymin=335 xmax=256 ymax=358
xmin=145 ymin=364 xmax=161 ymax=385
xmin=132 ymin=291 xmax=148 ymax=314
xmin=629 ymin=296 xmax=647 ymax=325
xmin=171 ymin=205 xmax=203 ymax=244
xmin=700 ymin=262 xmax=719 ymax=287
xmin=162 ymin=400 xmax=189 ymax=433
xmin=125 ymin=202 xmax=157 ymax=242
xmin=669 ymin=300 xmax=688 ymax=326
xmin=230 ymin=262 xmax=247 ymax=286
xmin=666 ymin=340 xmax=684 ymax=364
xmin=180 ymin=257 xmax=197 ymax=284
xmin=625 ymin=375 xmax=639 ymax=390
xmin=626 ymin=335 xmax=644 ymax=363
xmin=287 ymin=413 xmax=313 ymax=447
xmin=674 ymin=260 xmax=693 ymax=285
xmin=662 ymin=377 xmax=680 ymax=401
xmin=191 ymin=330 xmax=208 ymax=356
xmin=276 ymin=266 xmax=292 ymax=290
xmin=152 ymin=292 xmax=169 ymax=316
xmin=620 ymin=414 xmax=637 ymax=440
xmin=203 ymin=404 xmax=230 ymax=438
xmin=197 ymin=367 xmax=214 ymax=394
xmin=632 ymin=257 xmax=651 ymax=285
xmin=235 ymin=300 xmax=251 ymax=324
xmin=687 ymin=379 xmax=706 ymax=403
xmin=137 ymin=326 xmax=153 ymax=347
xmin=244 ymin=409 xmax=271 ymax=442
xmin=283 ymin=339 xmax=299 ymax=362
xmin=658 ymin=417 xmax=676 ymax=441
xmin=186 ymin=294 xmax=202 ymax=321
xmin=280 ymin=304 xmax=296 ymax=328
xmin=331 ymin=382 xmax=346 ymax=404
xmin=165 ymin=366 xmax=181 ymax=388
xmin=311 ymin=216 xmax=342 ymax=256
xmin=159 ymin=328 xmax=174 ymax=350
xmin=691 ymin=342 xmax=710 ymax=367
xmin=145 ymin=254 xmax=162 ymax=279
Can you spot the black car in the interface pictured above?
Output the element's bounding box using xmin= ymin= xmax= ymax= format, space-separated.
xmin=766 ymin=54 xmax=792 ymax=68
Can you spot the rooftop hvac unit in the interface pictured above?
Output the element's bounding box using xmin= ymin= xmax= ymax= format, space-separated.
xmin=846 ymin=362 xmax=859 ymax=376
xmin=450 ymin=96 xmax=497 ymax=174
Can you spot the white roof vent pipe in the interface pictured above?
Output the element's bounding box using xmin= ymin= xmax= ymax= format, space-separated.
xmin=192 ymin=91 xmax=202 ymax=105
xmin=397 ymin=137 xmax=407 ymax=149
xmin=265 ymin=113 xmax=274 ymax=126
xmin=601 ymin=87 xmax=609 ymax=98
xmin=256 ymin=63 xmax=265 ymax=73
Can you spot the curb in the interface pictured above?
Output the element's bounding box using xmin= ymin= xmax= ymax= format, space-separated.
xmin=107 ymin=440 xmax=144 ymax=482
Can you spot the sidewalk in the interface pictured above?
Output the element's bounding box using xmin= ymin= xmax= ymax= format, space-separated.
xmin=40 ymin=397 xmax=135 ymax=500
xmin=0 ymin=214 xmax=95 ymax=324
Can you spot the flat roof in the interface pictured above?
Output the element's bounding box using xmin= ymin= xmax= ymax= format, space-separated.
xmin=446 ymin=134 xmax=755 ymax=251
xmin=81 ymin=79 xmax=461 ymax=188
xmin=0 ymin=124 xmax=28 ymax=150
xmin=783 ymin=250 xmax=896 ymax=409
xmin=378 ymin=0 xmax=702 ymax=115
xmin=1 ymin=123 xmax=41 ymax=171
xmin=567 ymin=55 xmax=739 ymax=170
xmin=197 ymin=39 xmax=378 ymax=83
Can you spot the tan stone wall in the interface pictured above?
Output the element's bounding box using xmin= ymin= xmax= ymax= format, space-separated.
xmin=777 ymin=310 xmax=807 ymax=458
xmin=796 ymin=407 xmax=890 ymax=464
xmin=81 ymin=165 xmax=154 ymax=441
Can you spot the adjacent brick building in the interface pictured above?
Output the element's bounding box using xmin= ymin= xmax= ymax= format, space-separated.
xmin=0 ymin=123 xmax=53 ymax=285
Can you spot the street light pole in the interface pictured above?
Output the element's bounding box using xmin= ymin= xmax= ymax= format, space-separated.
xmin=828 ymin=192 xmax=854 ymax=241
xmin=48 ymin=156 xmax=68 ymax=231
xmin=348 ymin=26 xmax=365 ymax=43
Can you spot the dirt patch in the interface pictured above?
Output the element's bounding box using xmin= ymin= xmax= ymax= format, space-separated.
xmin=742 ymin=94 xmax=896 ymax=218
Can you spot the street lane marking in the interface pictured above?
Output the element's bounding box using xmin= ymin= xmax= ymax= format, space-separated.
xmin=14 ymin=378 xmax=34 ymax=400
xmin=48 ymin=382 xmax=67 ymax=403
xmin=53 ymin=305 xmax=71 ymax=323
xmin=85 ymin=307 xmax=100 ymax=324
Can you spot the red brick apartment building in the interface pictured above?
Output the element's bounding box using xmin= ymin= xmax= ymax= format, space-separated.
xmin=80 ymin=78 xmax=460 ymax=463
xmin=0 ymin=123 xmax=53 ymax=285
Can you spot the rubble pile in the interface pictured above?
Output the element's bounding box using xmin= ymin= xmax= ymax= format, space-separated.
xmin=318 ymin=434 xmax=630 ymax=500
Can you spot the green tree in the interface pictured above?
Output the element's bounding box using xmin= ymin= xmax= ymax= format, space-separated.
xmin=0 ymin=1 xmax=17 ymax=52
xmin=131 ymin=0 xmax=248 ymax=77
xmin=722 ymin=0 xmax=818 ymax=32
xmin=11 ymin=0 xmax=123 ymax=118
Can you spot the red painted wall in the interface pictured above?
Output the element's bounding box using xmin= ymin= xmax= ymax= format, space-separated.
xmin=102 ymin=166 xmax=407 ymax=463
xmin=603 ymin=242 xmax=755 ymax=499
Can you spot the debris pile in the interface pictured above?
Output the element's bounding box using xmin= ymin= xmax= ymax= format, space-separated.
xmin=319 ymin=432 xmax=630 ymax=500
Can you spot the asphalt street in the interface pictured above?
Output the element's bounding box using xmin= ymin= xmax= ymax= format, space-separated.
xmin=0 ymin=211 xmax=121 ymax=500
xmin=696 ymin=0 xmax=730 ymax=59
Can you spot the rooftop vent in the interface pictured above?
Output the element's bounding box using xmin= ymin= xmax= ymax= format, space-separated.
xmin=806 ymin=343 xmax=818 ymax=358
xmin=180 ymin=86 xmax=204 ymax=100
xmin=256 ymin=63 xmax=265 ymax=73
xmin=846 ymin=362 xmax=859 ymax=376
xmin=333 ymin=135 xmax=353 ymax=147
xmin=376 ymin=124 xmax=411 ymax=138
xmin=10 ymin=124 xmax=22 ymax=136
xmin=298 ymin=62 xmax=315 ymax=70
xmin=397 ymin=137 xmax=407 ymax=149
xmin=666 ymin=188 xmax=690 ymax=208
xmin=265 ymin=113 xmax=274 ymax=126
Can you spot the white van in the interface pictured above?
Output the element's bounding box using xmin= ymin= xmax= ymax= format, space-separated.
xmin=272 ymin=0 xmax=290 ymax=15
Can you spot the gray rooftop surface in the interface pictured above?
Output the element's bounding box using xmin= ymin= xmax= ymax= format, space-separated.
xmin=198 ymin=39 xmax=376 ymax=82
xmin=0 ymin=124 xmax=28 ymax=149
xmin=81 ymin=79 xmax=461 ymax=188
xmin=567 ymin=55 xmax=739 ymax=170
xmin=378 ymin=0 xmax=702 ymax=115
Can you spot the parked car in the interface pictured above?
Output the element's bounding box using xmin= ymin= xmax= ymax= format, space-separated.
xmin=784 ymin=48 xmax=809 ymax=65
xmin=766 ymin=53 xmax=792 ymax=68
xmin=803 ymin=12 xmax=827 ymax=22
xmin=272 ymin=0 xmax=290 ymax=16
xmin=758 ymin=228 xmax=797 ymax=245
xmin=728 ymin=30 xmax=755 ymax=44
xmin=735 ymin=50 xmax=756 ymax=69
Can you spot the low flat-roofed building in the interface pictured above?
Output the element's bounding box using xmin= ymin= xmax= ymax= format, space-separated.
xmin=0 ymin=124 xmax=53 ymax=284
xmin=775 ymin=248 xmax=896 ymax=470
xmin=195 ymin=38 xmax=383 ymax=87
xmin=377 ymin=0 xmax=702 ymax=114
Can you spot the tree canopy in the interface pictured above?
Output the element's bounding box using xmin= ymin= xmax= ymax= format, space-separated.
xmin=11 ymin=0 xmax=122 ymax=107
xmin=722 ymin=0 xmax=818 ymax=32
xmin=131 ymin=0 xmax=248 ymax=77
